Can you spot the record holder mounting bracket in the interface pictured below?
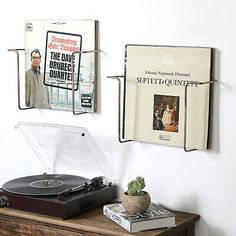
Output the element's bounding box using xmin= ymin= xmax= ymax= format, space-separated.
xmin=107 ymin=75 xmax=132 ymax=143
xmin=184 ymin=80 xmax=217 ymax=152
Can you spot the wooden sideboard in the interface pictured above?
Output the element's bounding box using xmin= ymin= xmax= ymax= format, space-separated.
xmin=0 ymin=207 xmax=200 ymax=236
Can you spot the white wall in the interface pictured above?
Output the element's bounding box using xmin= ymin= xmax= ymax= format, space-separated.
xmin=1 ymin=0 xmax=236 ymax=235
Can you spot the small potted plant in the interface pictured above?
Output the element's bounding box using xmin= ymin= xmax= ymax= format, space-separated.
xmin=121 ymin=176 xmax=151 ymax=213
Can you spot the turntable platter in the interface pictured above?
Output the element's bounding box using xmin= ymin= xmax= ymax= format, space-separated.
xmin=2 ymin=174 xmax=89 ymax=196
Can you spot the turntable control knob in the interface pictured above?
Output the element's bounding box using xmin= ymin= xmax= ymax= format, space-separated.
xmin=0 ymin=195 xmax=8 ymax=207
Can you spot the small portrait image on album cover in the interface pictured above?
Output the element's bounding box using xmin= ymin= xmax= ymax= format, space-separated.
xmin=153 ymin=94 xmax=180 ymax=132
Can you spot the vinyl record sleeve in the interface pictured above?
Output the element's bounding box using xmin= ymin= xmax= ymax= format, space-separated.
xmin=123 ymin=44 xmax=214 ymax=150
xmin=25 ymin=19 xmax=98 ymax=112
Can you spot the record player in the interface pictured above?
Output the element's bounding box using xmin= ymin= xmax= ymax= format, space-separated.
xmin=0 ymin=122 xmax=117 ymax=219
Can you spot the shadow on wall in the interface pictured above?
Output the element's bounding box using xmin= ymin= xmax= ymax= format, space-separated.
xmin=172 ymin=193 xmax=200 ymax=214
xmin=209 ymin=48 xmax=221 ymax=153
xmin=196 ymin=218 xmax=224 ymax=236
xmin=173 ymin=194 xmax=224 ymax=236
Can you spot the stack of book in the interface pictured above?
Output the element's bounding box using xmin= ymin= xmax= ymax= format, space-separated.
xmin=103 ymin=202 xmax=175 ymax=233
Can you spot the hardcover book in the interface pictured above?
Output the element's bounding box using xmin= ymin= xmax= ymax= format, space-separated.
xmin=24 ymin=19 xmax=98 ymax=112
xmin=103 ymin=202 xmax=175 ymax=232
xmin=123 ymin=44 xmax=214 ymax=150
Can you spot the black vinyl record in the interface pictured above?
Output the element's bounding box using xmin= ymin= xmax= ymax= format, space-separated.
xmin=2 ymin=174 xmax=89 ymax=196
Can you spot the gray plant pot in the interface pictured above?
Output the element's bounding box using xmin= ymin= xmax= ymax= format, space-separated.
xmin=121 ymin=191 xmax=151 ymax=213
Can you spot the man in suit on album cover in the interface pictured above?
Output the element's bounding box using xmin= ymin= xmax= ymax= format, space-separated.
xmin=25 ymin=49 xmax=50 ymax=109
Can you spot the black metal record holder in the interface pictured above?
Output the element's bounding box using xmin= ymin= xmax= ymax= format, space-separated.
xmin=183 ymin=80 xmax=216 ymax=152
xmin=107 ymin=75 xmax=132 ymax=143
xmin=107 ymin=75 xmax=216 ymax=152
xmin=8 ymin=48 xmax=101 ymax=115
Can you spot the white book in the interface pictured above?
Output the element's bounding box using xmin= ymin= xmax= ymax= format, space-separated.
xmin=123 ymin=44 xmax=214 ymax=150
xmin=103 ymin=202 xmax=175 ymax=233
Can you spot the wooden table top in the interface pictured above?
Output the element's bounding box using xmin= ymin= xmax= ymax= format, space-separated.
xmin=0 ymin=207 xmax=200 ymax=236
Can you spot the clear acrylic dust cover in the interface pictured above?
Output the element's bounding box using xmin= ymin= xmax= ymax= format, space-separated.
xmin=14 ymin=122 xmax=114 ymax=183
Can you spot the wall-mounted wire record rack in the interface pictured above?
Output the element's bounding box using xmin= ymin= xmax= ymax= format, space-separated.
xmin=107 ymin=75 xmax=216 ymax=152
xmin=8 ymin=48 xmax=101 ymax=115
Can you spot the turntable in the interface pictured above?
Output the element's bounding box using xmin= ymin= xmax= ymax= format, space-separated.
xmin=0 ymin=122 xmax=117 ymax=219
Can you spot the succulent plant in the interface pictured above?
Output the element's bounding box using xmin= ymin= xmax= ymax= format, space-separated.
xmin=127 ymin=176 xmax=146 ymax=196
